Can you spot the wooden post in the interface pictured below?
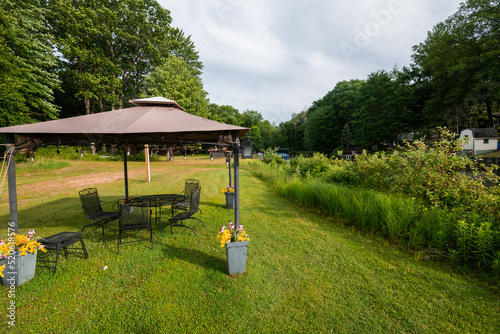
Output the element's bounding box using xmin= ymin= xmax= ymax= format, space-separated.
xmin=145 ymin=144 xmax=150 ymax=183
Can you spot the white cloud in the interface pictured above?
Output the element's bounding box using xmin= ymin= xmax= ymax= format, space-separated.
xmin=159 ymin=0 xmax=463 ymax=124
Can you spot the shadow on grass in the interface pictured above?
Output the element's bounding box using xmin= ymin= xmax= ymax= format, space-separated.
xmin=0 ymin=195 xmax=125 ymax=242
xmin=162 ymin=244 xmax=227 ymax=274
xmin=200 ymin=201 xmax=226 ymax=209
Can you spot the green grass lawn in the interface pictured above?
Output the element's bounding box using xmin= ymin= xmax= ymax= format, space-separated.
xmin=1 ymin=157 xmax=499 ymax=333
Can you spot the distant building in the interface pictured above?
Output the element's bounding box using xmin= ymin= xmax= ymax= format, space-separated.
xmin=460 ymin=128 xmax=498 ymax=155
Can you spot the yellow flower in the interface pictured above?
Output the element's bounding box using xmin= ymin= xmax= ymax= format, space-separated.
xmin=0 ymin=264 xmax=5 ymax=278
xmin=0 ymin=230 xmax=45 ymax=258
xmin=221 ymin=185 xmax=235 ymax=194
xmin=216 ymin=222 xmax=250 ymax=247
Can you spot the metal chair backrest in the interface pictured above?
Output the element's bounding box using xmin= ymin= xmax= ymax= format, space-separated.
xmin=79 ymin=188 xmax=103 ymax=218
xmin=188 ymin=186 xmax=201 ymax=216
xmin=184 ymin=179 xmax=200 ymax=198
xmin=119 ymin=204 xmax=151 ymax=228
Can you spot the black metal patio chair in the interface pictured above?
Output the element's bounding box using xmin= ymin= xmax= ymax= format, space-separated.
xmin=79 ymin=188 xmax=120 ymax=235
xmin=173 ymin=179 xmax=200 ymax=213
xmin=117 ymin=202 xmax=153 ymax=254
xmin=168 ymin=186 xmax=204 ymax=236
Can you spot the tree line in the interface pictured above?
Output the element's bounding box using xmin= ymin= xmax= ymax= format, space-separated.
xmin=274 ymin=0 xmax=499 ymax=154
xmin=1 ymin=0 xmax=498 ymax=155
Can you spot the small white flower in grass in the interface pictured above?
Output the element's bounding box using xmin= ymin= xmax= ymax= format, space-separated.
xmin=103 ymin=265 xmax=108 ymax=270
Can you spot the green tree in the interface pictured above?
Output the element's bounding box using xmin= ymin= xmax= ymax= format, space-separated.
xmin=305 ymin=79 xmax=363 ymax=153
xmin=143 ymin=56 xmax=208 ymax=117
xmin=47 ymin=0 xmax=119 ymax=114
xmin=412 ymin=0 xmax=500 ymax=128
xmin=352 ymin=70 xmax=411 ymax=149
xmin=239 ymin=110 xmax=263 ymax=128
xmin=0 ymin=0 xmax=60 ymax=127
xmin=48 ymin=0 xmax=202 ymax=114
xmin=340 ymin=123 xmax=354 ymax=148
xmin=245 ymin=126 xmax=263 ymax=151
xmin=259 ymin=120 xmax=280 ymax=150
xmin=278 ymin=111 xmax=308 ymax=152
xmin=207 ymin=103 xmax=240 ymax=125
xmin=168 ymin=28 xmax=203 ymax=77
xmin=304 ymin=105 xmax=338 ymax=154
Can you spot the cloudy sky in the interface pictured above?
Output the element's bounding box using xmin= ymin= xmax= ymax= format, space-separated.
xmin=158 ymin=0 xmax=463 ymax=124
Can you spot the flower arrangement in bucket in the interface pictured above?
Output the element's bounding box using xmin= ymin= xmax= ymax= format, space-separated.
xmin=221 ymin=185 xmax=235 ymax=209
xmin=220 ymin=185 xmax=234 ymax=194
xmin=0 ymin=230 xmax=46 ymax=284
xmin=217 ymin=222 xmax=250 ymax=275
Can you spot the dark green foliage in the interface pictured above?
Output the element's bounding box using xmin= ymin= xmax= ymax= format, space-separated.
xmin=276 ymin=111 xmax=307 ymax=152
xmin=304 ymin=105 xmax=339 ymax=153
xmin=143 ymin=56 xmax=208 ymax=116
xmin=239 ymin=109 xmax=263 ymax=129
xmin=47 ymin=0 xmax=202 ymax=114
xmin=207 ymin=103 xmax=241 ymax=125
xmin=0 ymin=0 xmax=60 ymax=127
xmin=352 ymin=70 xmax=412 ymax=149
xmin=412 ymin=0 xmax=500 ymax=128
xmin=305 ymin=79 xmax=363 ymax=153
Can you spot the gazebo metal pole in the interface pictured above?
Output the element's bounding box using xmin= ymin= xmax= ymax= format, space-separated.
xmin=6 ymin=134 xmax=18 ymax=233
xmin=124 ymin=150 xmax=129 ymax=200
xmin=228 ymin=151 xmax=232 ymax=188
xmin=233 ymin=133 xmax=240 ymax=227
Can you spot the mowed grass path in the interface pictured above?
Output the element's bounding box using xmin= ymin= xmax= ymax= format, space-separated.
xmin=0 ymin=157 xmax=499 ymax=333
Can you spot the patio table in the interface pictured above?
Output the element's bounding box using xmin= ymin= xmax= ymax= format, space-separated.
xmin=128 ymin=194 xmax=187 ymax=235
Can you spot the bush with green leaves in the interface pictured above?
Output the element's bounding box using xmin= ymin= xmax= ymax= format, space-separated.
xmin=346 ymin=129 xmax=500 ymax=215
xmin=262 ymin=147 xmax=287 ymax=165
xmin=248 ymin=129 xmax=500 ymax=280
xmin=289 ymin=152 xmax=334 ymax=179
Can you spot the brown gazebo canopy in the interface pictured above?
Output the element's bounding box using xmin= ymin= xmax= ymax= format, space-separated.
xmin=0 ymin=97 xmax=250 ymax=233
xmin=1 ymin=97 xmax=248 ymax=146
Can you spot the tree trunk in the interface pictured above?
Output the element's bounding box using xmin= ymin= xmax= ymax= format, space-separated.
xmin=100 ymin=97 xmax=105 ymax=113
xmin=85 ymin=97 xmax=91 ymax=115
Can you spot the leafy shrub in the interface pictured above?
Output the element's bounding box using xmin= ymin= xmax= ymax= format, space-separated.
xmin=262 ymin=147 xmax=287 ymax=165
xmin=343 ymin=129 xmax=500 ymax=217
xmin=247 ymin=154 xmax=500 ymax=280
xmin=289 ymin=153 xmax=333 ymax=178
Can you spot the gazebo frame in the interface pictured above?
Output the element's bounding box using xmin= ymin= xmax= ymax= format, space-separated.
xmin=1 ymin=97 xmax=250 ymax=233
